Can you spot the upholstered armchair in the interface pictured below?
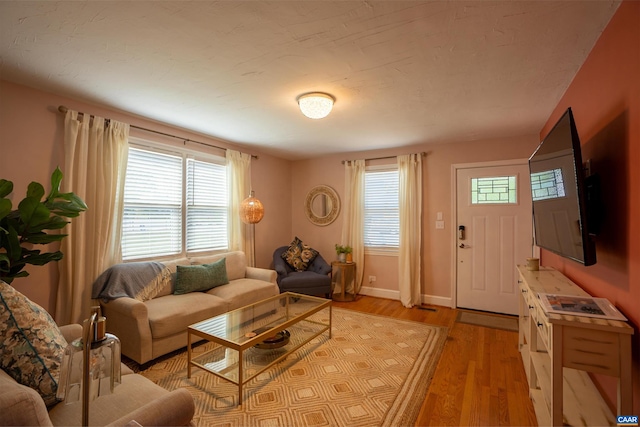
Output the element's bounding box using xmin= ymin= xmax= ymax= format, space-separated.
xmin=273 ymin=245 xmax=332 ymax=297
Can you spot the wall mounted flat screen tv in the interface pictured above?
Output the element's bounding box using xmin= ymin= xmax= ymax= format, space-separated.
xmin=528 ymin=107 xmax=597 ymax=266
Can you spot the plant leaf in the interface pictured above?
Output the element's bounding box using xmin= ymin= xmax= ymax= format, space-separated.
xmin=0 ymin=253 xmax=9 ymax=272
xmin=47 ymin=167 xmax=63 ymax=200
xmin=18 ymin=197 xmax=51 ymax=228
xmin=0 ymin=179 xmax=13 ymax=198
xmin=23 ymin=251 xmax=64 ymax=265
xmin=0 ymin=198 xmax=12 ymax=221
xmin=45 ymin=200 xmax=86 ymax=218
xmin=6 ymin=225 xmax=21 ymax=261
xmin=0 ymin=270 xmax=29 ymax=283
xmin=26 ymin=182 xmax=45 ymax=201
xmin=24 ymin=233 xmax=67 ymax=244
xmin=28 ymin=216 xmax=69 ymax=232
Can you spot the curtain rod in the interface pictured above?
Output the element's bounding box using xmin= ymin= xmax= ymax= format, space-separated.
xmin=341 ymin=152 xmax=426 ymax=164
xmin=57 ymin=105 xmax=258 ymax=160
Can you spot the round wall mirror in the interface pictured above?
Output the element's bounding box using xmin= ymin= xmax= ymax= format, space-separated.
xmin=305 ymin=185 xmax=340 ymax=226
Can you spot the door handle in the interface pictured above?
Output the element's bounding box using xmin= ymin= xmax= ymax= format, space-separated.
xmin=459 ymin=243 xmax=471 ymax=248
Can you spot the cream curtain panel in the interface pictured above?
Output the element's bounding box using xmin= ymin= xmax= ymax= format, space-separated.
xmin=397 ymin=153 xmax=422 ymax=308
xmin=226 ymin=150 xmax=253 ymax=265
xmin=56 ymin=110 xmax=129 ymax=325
xmin=341 ymin=160 xmax=366 ymax=292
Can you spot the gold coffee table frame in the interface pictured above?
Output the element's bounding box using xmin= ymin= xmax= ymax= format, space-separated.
xmin=187 ymin=292 xmax=332 ymax=405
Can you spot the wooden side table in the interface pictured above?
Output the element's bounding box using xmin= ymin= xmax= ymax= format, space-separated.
xmin=331 ymin=261 xmax=356 ymax=301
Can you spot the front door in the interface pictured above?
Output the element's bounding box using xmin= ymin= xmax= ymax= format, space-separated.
xmin=456 ymin=163 xmax=532 ymax=315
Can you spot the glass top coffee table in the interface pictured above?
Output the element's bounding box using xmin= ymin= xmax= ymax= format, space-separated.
xmin=187 ymin=292 xmax=332 ymax=405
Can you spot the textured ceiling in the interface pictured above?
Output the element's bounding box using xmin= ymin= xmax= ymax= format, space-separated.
xmin=0 ymin=1 xmax=620 ymax=160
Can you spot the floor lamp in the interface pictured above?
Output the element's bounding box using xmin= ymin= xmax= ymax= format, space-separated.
xmin=240 ymin=190 xmax=264 ymax=267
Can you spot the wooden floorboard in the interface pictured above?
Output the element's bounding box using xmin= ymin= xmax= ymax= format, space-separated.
xmin=332 ymin=295 xmax=538 ymax=427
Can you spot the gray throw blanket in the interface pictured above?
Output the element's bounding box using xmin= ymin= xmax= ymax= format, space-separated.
xmin=92 ymin=262 xmax=171 ymax=302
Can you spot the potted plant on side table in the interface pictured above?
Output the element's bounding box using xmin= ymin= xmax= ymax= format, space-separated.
xmin=334 ymin=244 xmax=353 ymax=263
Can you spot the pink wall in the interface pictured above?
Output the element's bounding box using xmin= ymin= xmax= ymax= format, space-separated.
xmin=539 ymin=0 xmax=640 ymax=413
xmin=0 ymin=80 xmax=292 ymax=316
xmin=291 ymin=135 xmax=539 ymax=302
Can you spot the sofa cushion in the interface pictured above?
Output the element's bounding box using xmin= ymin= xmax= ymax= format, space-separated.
xmin=174 ymin=259 xmax=229 ymax=295
xmin=157 ymin=258 xmax=191 ymax=297
xmin=281 ymin=237 xmax=319 ymax=272
xmin=206 ymin=278 xmax=280 ymax=311
xmin=146 ymin=293 xmax=228 ymax=339
xmin=190 ymin=251 xmax=246 ymax=281
xmin=0 ymin=281 xmax=67 ymax=408
xmin=48 ymin=373 xmax=172 ymax=426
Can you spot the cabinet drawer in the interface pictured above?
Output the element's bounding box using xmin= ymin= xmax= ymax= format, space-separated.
xmin=564 ymin=327 xmax=621 ymax=376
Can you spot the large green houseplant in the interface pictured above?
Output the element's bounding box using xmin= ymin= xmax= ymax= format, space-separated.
xmin=0 ymin=168 xmax=87 ymax=284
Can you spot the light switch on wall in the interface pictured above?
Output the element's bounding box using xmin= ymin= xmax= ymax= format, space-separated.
xmin=436 ymin=220 xmax=445 ymax=229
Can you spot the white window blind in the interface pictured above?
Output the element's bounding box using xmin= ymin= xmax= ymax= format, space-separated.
xmin=364 ymin=168 xmax=399 ymax=249
xmin=186 ymin=158 xmax=228 ymax=252
xmin=122 ymin=145 xmax=229 ymax=261
xmin=122 ymin=148 xmax=183 ymax=259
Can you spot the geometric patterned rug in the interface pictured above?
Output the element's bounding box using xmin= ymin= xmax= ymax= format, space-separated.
xmin=137 ymin=308 xmax=448 ymax=427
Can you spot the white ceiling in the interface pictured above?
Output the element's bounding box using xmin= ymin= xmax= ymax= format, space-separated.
xmin=0 ymin=1 xmax=620 ymax=160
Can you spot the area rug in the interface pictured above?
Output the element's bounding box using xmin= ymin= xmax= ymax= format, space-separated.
xmin=138 ymin=308 xmax=447 ymax=427
xmin=456 ymin=310 xmax=518 ymax=332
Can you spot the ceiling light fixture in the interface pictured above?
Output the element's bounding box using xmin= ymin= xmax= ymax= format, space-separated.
xmin=297 ymin=92 xmax=335 ymax=119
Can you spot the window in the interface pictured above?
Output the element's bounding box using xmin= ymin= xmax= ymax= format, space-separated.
xmin=186 ymin=158 xmax=228 ymax=252
xmin=122 ymin=144 xmax=227 ymax=260
xmin=364 ymin=166 xmax=399 ymax=252
xmin=471 ymin=176 xmax=517 ymax=204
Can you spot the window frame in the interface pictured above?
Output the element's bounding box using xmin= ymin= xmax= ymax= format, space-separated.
xmin=122 ymin=137 xmax=228 ymax=262
xmin=364 ymin=164 xmax=399 ymax=257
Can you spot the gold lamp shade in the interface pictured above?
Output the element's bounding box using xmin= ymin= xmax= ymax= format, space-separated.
xmin=240 ymin=191 xmax=264 ymax=224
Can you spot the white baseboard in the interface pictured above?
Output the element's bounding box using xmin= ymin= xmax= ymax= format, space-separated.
xmin=421 ymin=294 xmax=452 ymax=308
xmin=359 ymin=286 xmax=452 ymax=308
xmin=358 ymin=286 xmax=399 ymax=300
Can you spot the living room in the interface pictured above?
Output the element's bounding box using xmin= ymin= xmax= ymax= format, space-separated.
xmin=1 ymin=0 xmax=638 ymax=425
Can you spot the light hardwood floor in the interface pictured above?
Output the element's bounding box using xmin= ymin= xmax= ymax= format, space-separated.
xmin=332 ymin=295 xmax=538 ymax=427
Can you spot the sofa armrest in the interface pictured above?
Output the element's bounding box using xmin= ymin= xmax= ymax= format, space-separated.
xmin=0 ymin=370 xmax=53 ymax=426
xmin=272 ymin=251 xmax=292 ymax=278
xmin=105 ymin=388 xmax=194 ymax=427
xmin=246 ymin=266 xmax=277 ymax=284
xmin=59 ymin=324 xmax=83 ymax=343
xmin=100 ymin=298 xmax=153 ymax=364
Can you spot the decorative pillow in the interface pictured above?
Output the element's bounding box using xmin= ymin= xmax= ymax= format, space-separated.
xmin=0 ymin=281 xmax=67 ymax=408
xmin=174 ymin=258 xmax=229 ymax=295
xmin=281 ymin=236 xmax=319 ymax=272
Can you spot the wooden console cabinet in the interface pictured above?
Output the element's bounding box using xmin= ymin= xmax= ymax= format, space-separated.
xmin=517 ymin=265 xmax=633 ymax=426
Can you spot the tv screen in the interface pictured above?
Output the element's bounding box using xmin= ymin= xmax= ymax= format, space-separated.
xmin=529 ymin=107 xmax=597 ymax=266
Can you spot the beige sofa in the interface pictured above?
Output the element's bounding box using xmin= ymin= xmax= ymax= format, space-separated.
xmin=0 ymin=324 xmax=194 ymax=427
xmin=99 ymin=251 xmax=279 ymax=365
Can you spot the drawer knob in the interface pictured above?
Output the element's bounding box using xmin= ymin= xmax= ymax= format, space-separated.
xmin=529 ymin=305 xmax=535 ymax=309
xmin=537 ymin=322 xmax=543 ymax=327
